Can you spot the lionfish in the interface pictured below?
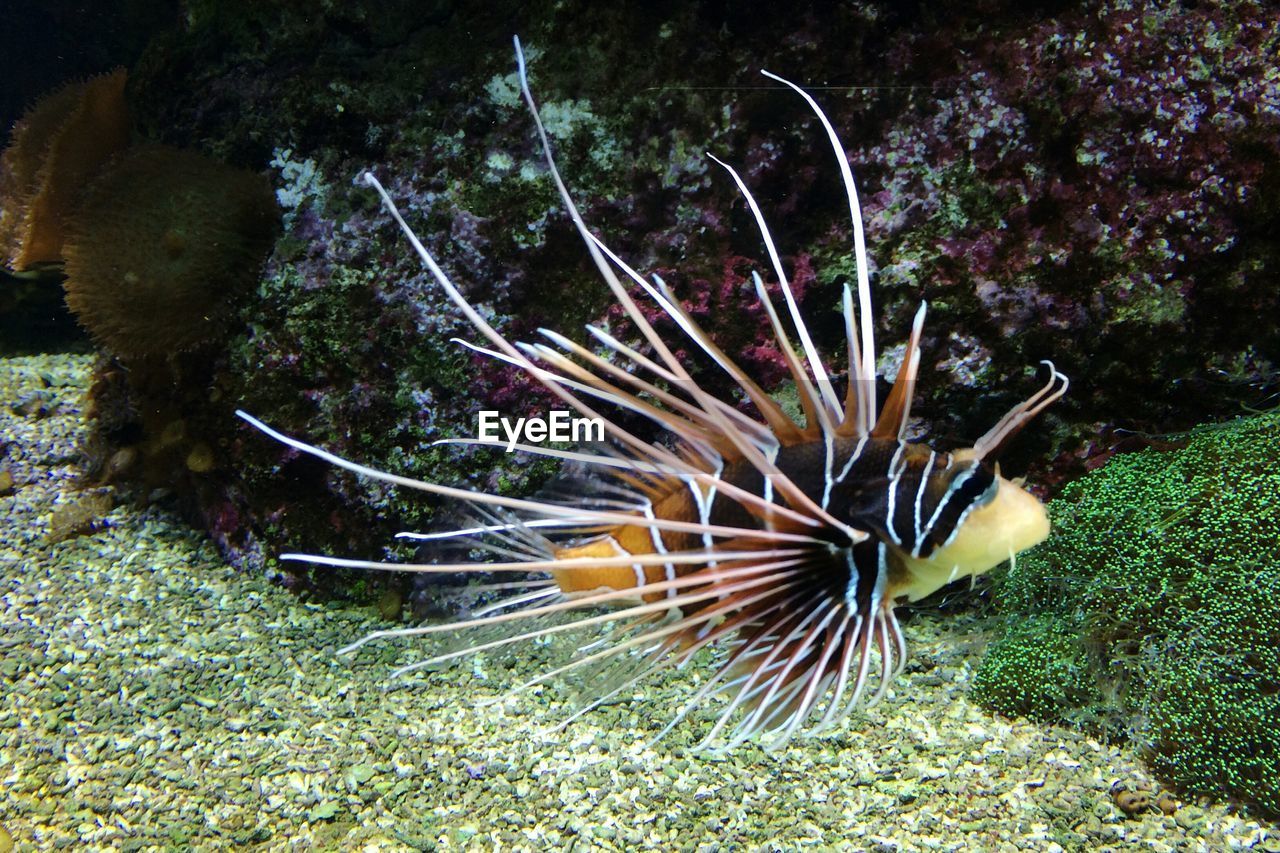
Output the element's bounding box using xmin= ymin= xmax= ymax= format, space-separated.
xmin=238 ymin=37 xmax=1067 ymax=751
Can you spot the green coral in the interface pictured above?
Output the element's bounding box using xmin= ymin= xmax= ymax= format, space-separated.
xmin=972 ymin=411 xmax=1280 ymax=818
xmin=970 ymin=614 xmax=1103 ymax=724
xmin=1143 ymin=568 xmax=1280 ymax=814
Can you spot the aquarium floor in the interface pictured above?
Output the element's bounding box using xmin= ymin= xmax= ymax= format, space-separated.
xmin=0 ymin=353 xmax=1274 ymax=852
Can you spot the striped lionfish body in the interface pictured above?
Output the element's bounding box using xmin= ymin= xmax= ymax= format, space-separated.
xmin=239 ymin=38 xmax=1067 ymax=750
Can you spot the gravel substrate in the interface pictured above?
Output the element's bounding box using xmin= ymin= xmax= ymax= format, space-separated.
xmin=1 ymin=353 xmax=1276 ymax=851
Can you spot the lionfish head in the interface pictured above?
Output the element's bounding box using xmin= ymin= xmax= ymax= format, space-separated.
xmin=237 ymin=36 xmax=1068 ymax=751
xmin=880 ymin=453 xmax=1052 ymax=604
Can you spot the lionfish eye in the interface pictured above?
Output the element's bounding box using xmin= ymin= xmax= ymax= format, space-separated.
xmin=941 ymin=461 xmax=999 ymax=509
xmin=969 ymin=467 xmax=1000 ymax=507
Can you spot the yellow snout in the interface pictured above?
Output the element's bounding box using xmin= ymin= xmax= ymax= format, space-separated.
xmin=896 ymin=476 xmax=1050 ymax=602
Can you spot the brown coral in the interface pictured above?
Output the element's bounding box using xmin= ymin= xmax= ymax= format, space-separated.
xmin=0 ymin=69 xmax=131 ymax=270
xmin=61 ymin=144 xmax=278 ymax=357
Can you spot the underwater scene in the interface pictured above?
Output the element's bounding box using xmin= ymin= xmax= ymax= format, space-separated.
xmin=2 ymin=1 xmax=1278 ymax=850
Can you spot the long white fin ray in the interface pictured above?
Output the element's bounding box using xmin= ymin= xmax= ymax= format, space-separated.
xmin=761 ymin=69 xmax=876 ymax=408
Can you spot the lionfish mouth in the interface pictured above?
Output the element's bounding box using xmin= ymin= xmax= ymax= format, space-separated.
xmin=237 ymin=36 xmax=1067 ymax=751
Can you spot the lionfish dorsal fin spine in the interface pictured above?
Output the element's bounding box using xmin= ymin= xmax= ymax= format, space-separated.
xmin=520 ymin=339 xmax=728 ymax=454
xmin=360 ymin=172 xmax=697 ymax=486
xmin=458 ymin=335 xmax=718 ymax=454
xmin=746 ymin=269 xmax=831 ymax=439
xmin=837 ymin=282 xmax=870 ymax=438
xmin=761 ymin=68 xmax=877 ymax=423
xmin=584 ymin=234 xmax=807 ymax=447
xmin=517 ymin=35 xmax=867 ymax=555
xmin=569 ymin=205 xmax=833 ymax=517
xmin=514 ymin=39 xmax=688 ymax=385
xmin=871 ymin=301 xmax=928 ymax=438
xmin=513 ymin=41 xmax=767 ymax=482
xmin=705 ymin=150 xmax=843 ymax=420
xmin=518 ymin=48 xmax=860 ymax=550
xmin=647 ymin=271 xmax=809 ymax=446
xmin=515 ymin=38 xmax=813 ymax=518
xmin=536 ymin=328 xmax=751 ymax=455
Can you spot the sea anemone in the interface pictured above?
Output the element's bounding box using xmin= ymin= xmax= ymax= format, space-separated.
xmin=61 ymin=144 xmax=278 ymax=358
xmin=0 ymin=68 xmax=130 ymax=270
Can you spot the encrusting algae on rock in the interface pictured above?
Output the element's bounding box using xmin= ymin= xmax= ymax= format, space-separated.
xmin=239 ymin=38 xmax=1066 ymax=750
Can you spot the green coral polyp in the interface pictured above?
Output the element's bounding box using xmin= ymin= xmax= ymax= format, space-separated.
xmin=1144 ymin=569 xmax=1280 ymax=813
xmin=972 ymin=411 xmax=1280 ymax=818
xmin=971 ymin=615 xmax=1102 ymax=723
